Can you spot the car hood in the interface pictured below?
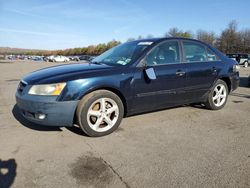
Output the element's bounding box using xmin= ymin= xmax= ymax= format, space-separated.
xmin=22 ymin=63 xmax=114 ymax=84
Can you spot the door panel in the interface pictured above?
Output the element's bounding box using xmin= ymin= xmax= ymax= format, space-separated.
xmin=131 ymin=64 xmax=186 ymax=112
xmin=181 ymin=41 xmax=222 ymax=102
xmin=131 ymin=40 xmax=188 ymax=113
xmin=184 ymin=61 xmax=221 ymax=102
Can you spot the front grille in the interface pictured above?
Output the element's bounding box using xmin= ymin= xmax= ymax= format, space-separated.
xmin=18 ymin=80 xmax=28 ymax=93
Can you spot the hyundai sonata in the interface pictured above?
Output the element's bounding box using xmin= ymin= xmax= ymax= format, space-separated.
xmin=16 ymin=38 xmax=240 ymax=136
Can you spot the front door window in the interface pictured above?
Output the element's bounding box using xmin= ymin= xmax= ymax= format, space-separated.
xmin=146 ymin=41 xmax=180 ymax=66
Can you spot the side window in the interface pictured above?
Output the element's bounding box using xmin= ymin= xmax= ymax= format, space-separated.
xmin=146 ymin=41 xmax=180 ymax=66
xmin=183 ymin=42 xmax=207 ymax=62
xmin=207 ymin=48 xmax=219 ymax=61
xmin=241 ymin=54 xmax=248 ymax=59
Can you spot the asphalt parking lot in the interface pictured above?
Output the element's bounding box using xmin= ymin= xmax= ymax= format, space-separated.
xmin=0 ymin=61 xmax=250 ymax=188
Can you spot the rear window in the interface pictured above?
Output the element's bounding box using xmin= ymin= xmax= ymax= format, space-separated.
xmin=240 ymin=54 xmax=248 ymax=58
xmin=227 ymin=54 xmax=248 ymax=59
xmin=183 ymin=42 xmax=207 ymax=62
xmin=183 ymin=41 xmax=219 ymax=62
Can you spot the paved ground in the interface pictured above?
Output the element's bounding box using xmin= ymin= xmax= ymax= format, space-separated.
xmin=0 ymin=61 xmax=250 ymax=188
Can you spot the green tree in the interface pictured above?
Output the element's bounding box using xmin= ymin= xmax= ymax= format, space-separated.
xmin=166 ymin=27 xmax=193 ymax=38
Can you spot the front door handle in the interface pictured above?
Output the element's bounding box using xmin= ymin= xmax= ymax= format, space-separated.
xmin=176 ymin=71 xmax=186 ymax=76
xmin=211 ymin=67 xmax=217 ymax=74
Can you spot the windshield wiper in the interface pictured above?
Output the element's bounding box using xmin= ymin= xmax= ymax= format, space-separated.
xmin=89 ymin=61 xmax=105 ymax=65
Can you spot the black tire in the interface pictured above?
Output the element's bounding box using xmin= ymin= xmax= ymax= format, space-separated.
xmin=204 ymin=79 xmax=228 ymax=110
xmin=76 ymin=90 xmax=124 ymax=137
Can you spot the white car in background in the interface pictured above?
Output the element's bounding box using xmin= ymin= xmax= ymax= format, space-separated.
xmin=226 ymin=53 xmax=249 ymax=68
xmin=48 ymin=55 xmax=70 ymax=62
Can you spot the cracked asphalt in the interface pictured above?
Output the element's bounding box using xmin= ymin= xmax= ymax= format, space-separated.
xmin=0 ymin=61 xmax=250 ymax=188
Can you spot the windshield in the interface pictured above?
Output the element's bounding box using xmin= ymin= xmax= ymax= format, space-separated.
xmin=92 ymin=41 xmax=153 ymax=66
xmin=227 ymin=54 xmax=237 ymax=58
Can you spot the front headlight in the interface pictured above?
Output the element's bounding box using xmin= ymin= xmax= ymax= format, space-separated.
xmin=28 ymin=83 xmax=66 ymax=96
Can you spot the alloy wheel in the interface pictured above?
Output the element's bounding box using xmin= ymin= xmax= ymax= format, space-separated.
xmin=87 ymin=98 xmax=119 ymax=132
xmin=212 ymin=84 xmax=227 ymax=107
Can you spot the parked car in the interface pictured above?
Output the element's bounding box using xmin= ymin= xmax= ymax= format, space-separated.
xmin=16 ymin=38 xmax=240 ymax=137
xmin=68 ymin=56 xmax=80 ymax=61
xmin=43 ymin=56 xmax=49 ymax=62
xmin=89 ymin=56 xmax=96 ymax=61
xmin=44 ymin=55 xmax=53 ymax=62
xmin=79 ymin=55 xmax=92 ymax=61
xmin=32 ymin=56 xmax=44 ymax=61
xmin=7 ymin=55 xmax=17 ymax=60
xmin=49 ymin=55 xmax=69 ymax=62
xmin=226 ymin=53 xmax=249 ymax=68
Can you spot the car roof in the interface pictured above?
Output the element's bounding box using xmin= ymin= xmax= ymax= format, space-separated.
xmin=128 ymin=37 xmax=227 ymax=64
xmin=130 ymin=37 xmax=206 ymax=44
xmin=226 ymin=53 xmax=248 ymax=55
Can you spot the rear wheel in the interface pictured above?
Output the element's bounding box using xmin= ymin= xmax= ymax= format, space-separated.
xmin=205 ymin=79 xmax=228 ymax=110
xmin=244 ymin=61 xmax=248 ymax=68
xmin=76 ymin=90 xmax=124 ymax=137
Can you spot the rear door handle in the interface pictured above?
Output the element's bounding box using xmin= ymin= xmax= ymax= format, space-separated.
xmin=176 ymin=71 xmax=186 ymax=76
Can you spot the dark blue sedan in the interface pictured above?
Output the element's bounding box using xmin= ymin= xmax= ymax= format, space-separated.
xmin=16 ymin=38 xmax=240 ymax=136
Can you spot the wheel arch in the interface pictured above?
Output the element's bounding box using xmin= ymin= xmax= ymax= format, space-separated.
xmin=219 ymin=77 xmax=231 ymax=93
xmin=77 ymin=86 xmax=128 ymax=117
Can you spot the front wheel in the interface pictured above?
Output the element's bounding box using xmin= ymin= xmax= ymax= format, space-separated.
xmin=76 ymin=90 xmax=124 ymax=137
xmin=205 ymin=80 xmax=228 ymax=110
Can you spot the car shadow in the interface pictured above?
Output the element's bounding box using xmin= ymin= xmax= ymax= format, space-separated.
xmin=230 ymin=92 xmax=250 ymax=99
xmin=0 ymin=158 xmax=17 ymax=188
xmin=12 ymin=104 xmax=62 ymax=132
xmin=128 ymin=104 xmax=210 ymax=118
xmin=239 ymin=76 xmax=250 ymax=88
xmin=65 ymin=125 xmax=88 ymax=136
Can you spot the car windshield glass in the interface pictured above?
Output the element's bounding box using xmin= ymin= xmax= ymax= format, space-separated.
xmin=91 ymin=41 xmax=153 ymax=66
xmin=227 ymin=54 xmax=237 ymax=58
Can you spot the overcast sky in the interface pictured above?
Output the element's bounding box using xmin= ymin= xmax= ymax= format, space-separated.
xmin=0 ymin=0 xmax=249 ymax=50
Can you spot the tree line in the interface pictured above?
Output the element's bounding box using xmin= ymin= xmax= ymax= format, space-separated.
xmin=2 ymin=20 xmax=250 ymax=56
xmin=184 ymin=20 xmax=249 ymax=54
xmin=22 ymin=40 xmax=121 ymax=56
xmin=137 ymin=20 xmax=249 ymax=54
xmin=128 ymin=20 xmax=250 ymax=54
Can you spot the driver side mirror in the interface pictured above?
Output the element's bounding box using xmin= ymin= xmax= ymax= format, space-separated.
xmin=145 ymin=67 xmax=156 ymax=80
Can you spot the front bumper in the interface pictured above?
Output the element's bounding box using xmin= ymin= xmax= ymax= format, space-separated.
xmin=16 ymin=92 xmax=79 ymax=127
